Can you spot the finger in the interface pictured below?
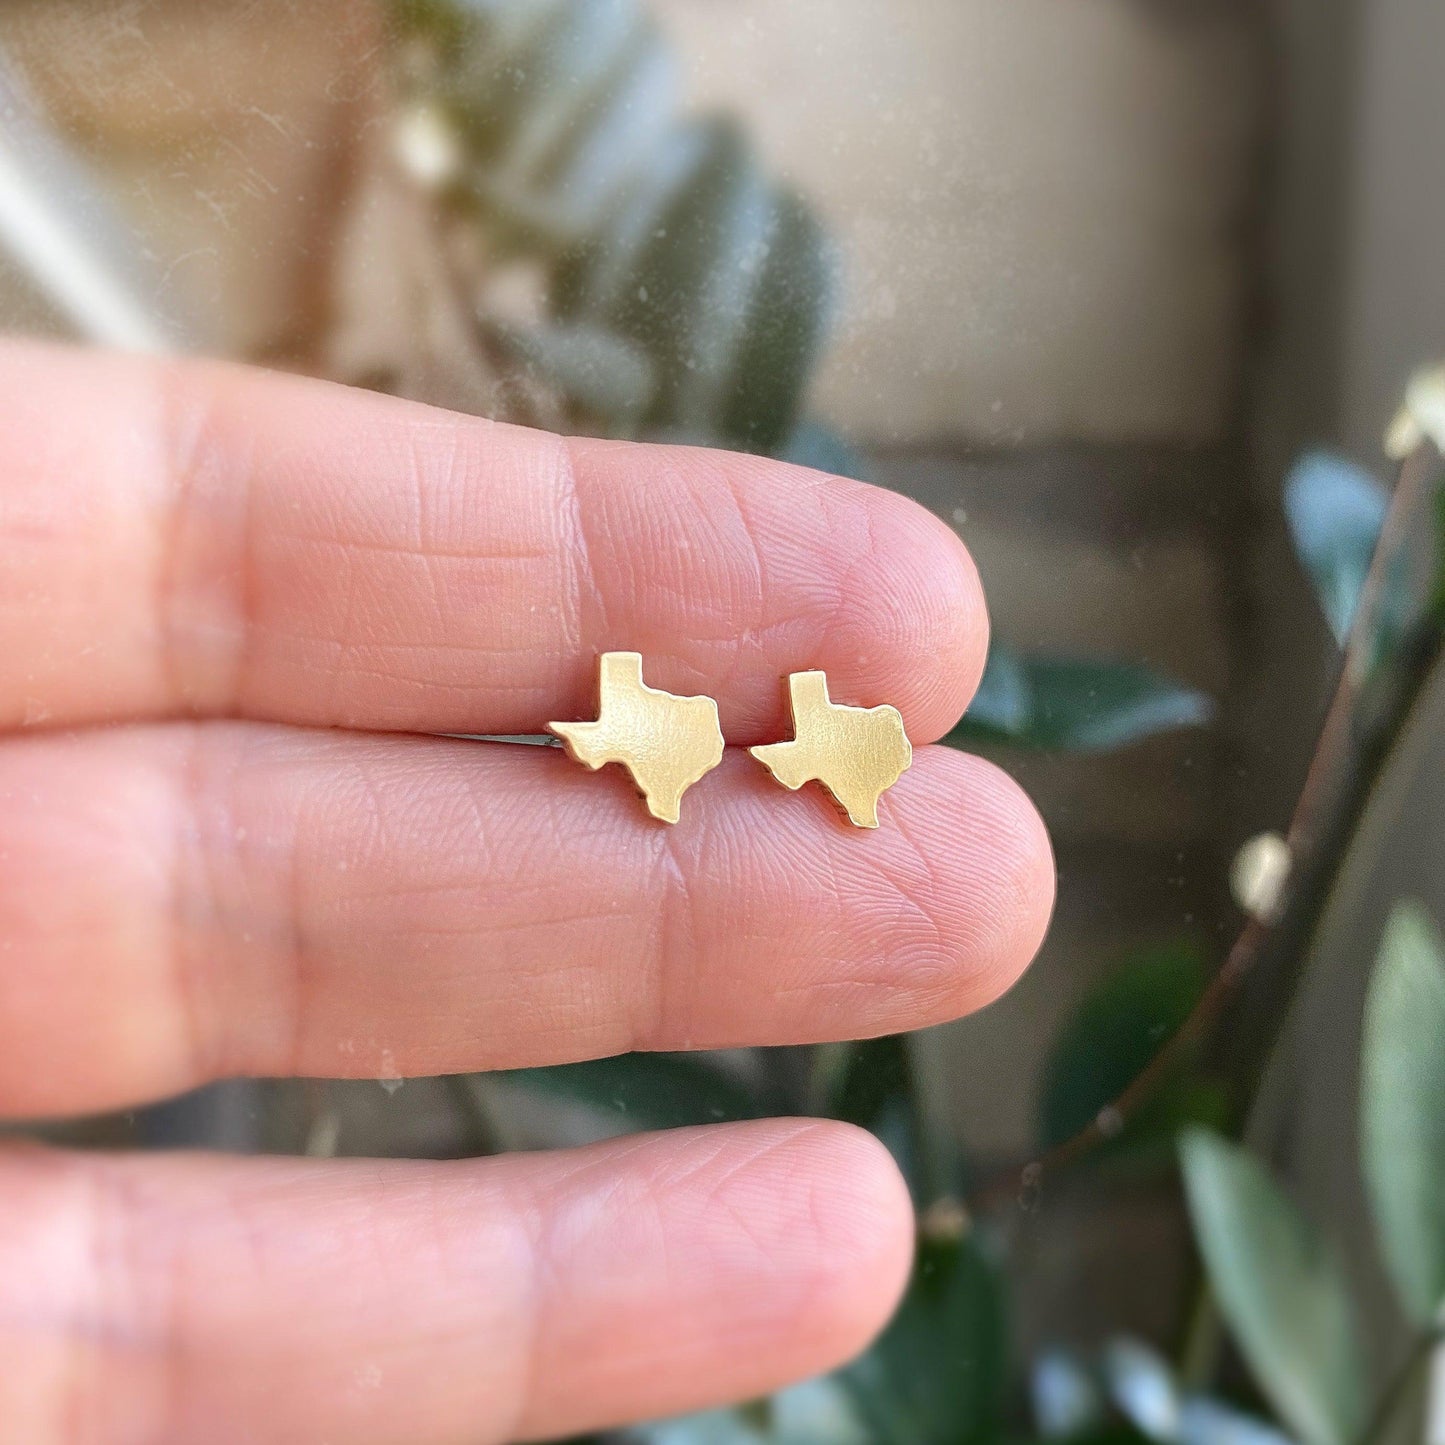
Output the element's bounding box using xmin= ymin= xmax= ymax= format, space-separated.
xmin=0 ymin=342 xmax=985 ymax=742
xmin=0 ymin=725 xmax=1052 ymax=1115
xmin=0 ymin=1119 xmax=912 ymax=1444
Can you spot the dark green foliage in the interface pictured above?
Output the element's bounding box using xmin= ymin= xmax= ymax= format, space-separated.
xmin=391 ymin=0 xmax=833 ymax=454
xmin=496 ymin=320 xmax=655 ymax=425
xmin=1037 ymin=943 xmax=1208 ymax=1149
xmin=953 ymin=644 xmax=1215 ymax=753
xmin=844 ymin=1234 xmax=1008 ymax=1445
xmin=381 ymin=20 xmax=1445 ymax=1441
xmin=827 ymin=1035 xmax=929 ymax=1197
xmin=1434 ymin=478 xmax=1445 ymax=623
xmin=502 ymin=1052 xmax=768 ymax=1130
xmin=715 ymin=192 xmax=835 ymax=454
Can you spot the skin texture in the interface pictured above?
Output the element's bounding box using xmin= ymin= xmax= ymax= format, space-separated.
xmin=0 ymin=342 xmax=1054 ymax=1444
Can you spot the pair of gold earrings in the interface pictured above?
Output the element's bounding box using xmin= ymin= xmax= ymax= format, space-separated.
xmin=547 ymin=651 xmax=912 ymax=828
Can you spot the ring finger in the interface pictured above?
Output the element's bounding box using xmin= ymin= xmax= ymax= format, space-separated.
xmin=0 ymin=723 xmax=1051 ymax=1116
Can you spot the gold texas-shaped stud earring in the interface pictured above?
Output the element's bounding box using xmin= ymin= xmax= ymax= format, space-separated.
xmin=749 ymin=671 xmax=912 ymax=828
xmin=548 ymin=652 xmax=724 ymax=824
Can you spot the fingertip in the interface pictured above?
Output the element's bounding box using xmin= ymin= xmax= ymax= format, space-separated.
xmin=780 ymin=1120 xmax=916 ymax=1366
xmin=512 ymin=1118 xmax=918 ymax=1436
xmin=569 ymin=439 xmax=990 ymax=745
xmin=820 ymin=478 xmax=990 ymax=743
xmin=949 ymin=753 xmax=1056 ymax=1011
xmin=872 ymin=746 xmax=1055 ymax=1024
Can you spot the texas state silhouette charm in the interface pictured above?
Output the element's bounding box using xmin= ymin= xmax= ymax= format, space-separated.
xmin=548 ymin=652 xmax=725 ymax=824
xmin=749 ymin=671 xmax=912 ymax=828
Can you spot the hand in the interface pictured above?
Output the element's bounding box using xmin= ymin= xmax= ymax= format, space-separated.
xmin=0 ymin=343 xmax=1053 ymax=1443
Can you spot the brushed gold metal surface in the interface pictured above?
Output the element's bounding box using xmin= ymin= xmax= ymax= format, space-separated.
xmin=548 ymin=652 xmax=725 ymax=824
xmin=749 ymin=672 xmax=912 ymax=828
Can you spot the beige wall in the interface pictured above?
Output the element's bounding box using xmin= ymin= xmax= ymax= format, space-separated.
xmin=655 ymin=0 xmax=1261 ymax=446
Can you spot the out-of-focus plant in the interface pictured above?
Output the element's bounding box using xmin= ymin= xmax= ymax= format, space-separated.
xmin=1029 ymin=1336 xmax=1292 ymax=1445
xmin=387 ymin=0 xmax=833 ymax=456
xmin=369 ymin=12 xmax=1445 ymax=1445
xmin=1035 ymin=942 xmax=1227 ymax=1170
xmin=1180 ymin=903 xmax=1445 ymax=1445
xmin=954 ymin=646 xmax=1213 ymax=753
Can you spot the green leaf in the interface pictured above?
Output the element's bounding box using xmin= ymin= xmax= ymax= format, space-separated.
xmin=1434 ymin=474 xmax=1445 ymax=624
xmin=1361 ymin=902 xmax=1445 ymax=1324
xmin=494 ymin=320 xmax=655 ymax=422
xmin=397 ymin=0 xmax=831 ymax=453
xmin=1178 ymin=1396 xmax=1297 ymax=1445
xmin=843 ymin=1235 xmax=1006 ymax=1445
xmin=1030 ymin=1347 xmax=1104 ymax=1438
xmin=540 ymin=31 xmax=676 ymax=233
xmin=778 ymin=421 xmax=872 ymax=481
xmin=561 ymin=113 xmax=809 ymax=448
xmin=467 ymin=8 xmax=675 ymax=251
xmin=717 ymin=190 xmax=835 ymax=454
xmin=1013 ymin=655 xmax=1213 ymax=751
xmin=602 ymin=119 xmax=770 ymax=428
xmin=555 ymin=121 xmax=716 ymax=319
xmin=951 ymin=645 xmax=1214 ymax=754
xmin=501 ymin=1052 xmax=765 ymax=1131
xmin=486 ymin=0 xmax=642 ymax=185
xmin=391 ymin=0 xmax=472 ymax=50
xmin=959 ymin=641 xmax=1032 ymax=738
xmin=1041 ymin=1430 xmax=1155 ymax=1445
xmin=1283 ymin=451 xmax=1389 ymax=646
xmin=1038 ymin=943 xmax=1207 ymax=1149
xmin=443 ymin=0 xmax=576 ymax=159
xmin=1102 ymin=1337 xmax=1180 ymax=1441
xmin=1178 ymin=1130 xmax=1366 ymax=1445
xmin=827 ymin=1035 xmax=927 ymax=1197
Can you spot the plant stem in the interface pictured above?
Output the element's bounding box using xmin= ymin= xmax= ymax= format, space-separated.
xmin=1359 ymin=1329 xmax=1445 ymax=1445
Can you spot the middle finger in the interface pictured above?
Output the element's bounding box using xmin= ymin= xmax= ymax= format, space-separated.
xmin=0 ymin=345 xmax=985 ymax=744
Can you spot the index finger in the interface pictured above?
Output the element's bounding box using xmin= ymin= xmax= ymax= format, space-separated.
xmin=0 ymin=343 xmax=986 ymax=742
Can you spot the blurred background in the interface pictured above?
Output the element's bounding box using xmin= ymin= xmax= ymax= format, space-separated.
xmin=1 ymin=2 xmax=1443 ymax=1443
